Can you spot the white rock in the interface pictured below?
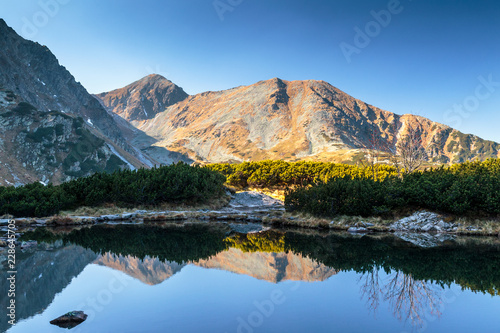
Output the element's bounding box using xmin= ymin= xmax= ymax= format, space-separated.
xmin=348 ymin=227 xmax=368 ymax=233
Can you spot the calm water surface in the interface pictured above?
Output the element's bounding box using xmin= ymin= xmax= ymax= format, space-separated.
xmin=2 ymin=223 xmax=500 ymax=333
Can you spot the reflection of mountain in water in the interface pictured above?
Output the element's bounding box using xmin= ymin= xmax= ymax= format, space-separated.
xmin=195 ymin=248 xmax=337 ymax=283
xmin=0 ymin=243 xmax=97 ymax=333
xmin=93 ymin=248 xmax=336 ymax=285
xmin=94 ymin=253 xmax=186 ymax=285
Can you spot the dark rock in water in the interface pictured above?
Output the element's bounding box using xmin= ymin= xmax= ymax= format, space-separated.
xmin=50 ymin=311 xmax=87 ymax=329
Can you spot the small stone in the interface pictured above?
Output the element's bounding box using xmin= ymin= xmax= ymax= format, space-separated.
xmin=121 ymin=213 xmax=136 ymax=220
xmin=348 ymin=227 xmax=369 ymax=233
xmin=431 ymin=225 xmax=442 ymax=233
xmin=437 ymin=221 xmax=450 ymax=229
xmin=422 ymin=223 xmax=433 ymax=232
xmin=101 ymin=214 xmax=121 ymax=221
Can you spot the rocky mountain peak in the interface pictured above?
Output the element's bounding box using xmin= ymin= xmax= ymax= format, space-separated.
xmin=95 ymin=74 xmax=188 ymax=122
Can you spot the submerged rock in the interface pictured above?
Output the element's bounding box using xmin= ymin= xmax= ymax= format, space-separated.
xmin=50 ymin=311 xmax=87 ymax=329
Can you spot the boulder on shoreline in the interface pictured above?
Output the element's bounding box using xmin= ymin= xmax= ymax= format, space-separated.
xmin=390 ymin=211 xmax=457 ymax=233
xmin=229 ymin=191 xmax=283 ymax=209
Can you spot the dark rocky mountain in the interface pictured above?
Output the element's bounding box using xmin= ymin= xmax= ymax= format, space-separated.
xmin=0 ymin=89 xmax=136 ymax=185
xmin=95 ymin=74 xmax=188 ymax=122
xmin=0 ymin=19 xmax=154 ymax=184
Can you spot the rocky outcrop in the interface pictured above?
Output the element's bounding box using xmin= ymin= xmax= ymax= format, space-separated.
xmin=0 ymin=92 xmax=132 ymax=185
xmin=95 ymin=74 xmax=188 ymax=122
xmin=111 ymin=77 xmax=500 ymax=164
xmin=389 ymin=211 xmax=458 ymax=233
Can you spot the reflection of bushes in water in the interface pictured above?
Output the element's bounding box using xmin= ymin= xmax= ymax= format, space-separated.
xmin=224 ymin=231 xmax=285 ymax=253
xmin=23 ymin=224 xmax=229 ymax=264
xmin=284 ymin=232 xmax=500 ymax=296
xmin=20 ymin=228 xmax=61 ymax=244
xmin=23 ymin=225 xmax=500 ymax=296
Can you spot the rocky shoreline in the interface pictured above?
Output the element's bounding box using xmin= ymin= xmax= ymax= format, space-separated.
xmin=1 ymin=191 xmax=499 ymax=249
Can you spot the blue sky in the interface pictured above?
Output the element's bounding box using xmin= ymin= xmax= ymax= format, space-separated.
xmin=2 ymin=0 xmax=500 ymax=142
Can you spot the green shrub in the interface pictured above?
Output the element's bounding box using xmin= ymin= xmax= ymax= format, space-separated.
xmin=12 ymin=102 xmax=36 ymax=115
xmin=26 ymin=126 xmax=55 ymax=143
xmin=284 ymin=159 xmax=500 ymax=218
xmin=206 ymin=160 xmax=398 ymax=188
xmin=0 ymin=163 xmax=226 ymax=217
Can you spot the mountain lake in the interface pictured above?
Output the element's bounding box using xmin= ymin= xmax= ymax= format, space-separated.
xmin=2 ymin=222 xmax=500 ymax=333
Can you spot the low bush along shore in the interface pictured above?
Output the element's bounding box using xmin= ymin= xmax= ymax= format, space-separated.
xmin=0 ymin=162 xmax=226 ymax=217
xmin=1 ymin=159 xmax=500 ymax=236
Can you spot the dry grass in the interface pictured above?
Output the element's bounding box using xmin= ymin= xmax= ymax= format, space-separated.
xmin=61 ymin=205 xmax=131 ymax=217
xmin=454 ymin=217 xmax=500 ymax=236
xmin=61 ymin=194 xmax=232 ymax=217
xmin=270 ymin=211 xmax=394 ymax=230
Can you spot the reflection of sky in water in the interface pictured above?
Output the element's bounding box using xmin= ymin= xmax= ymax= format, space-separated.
xmin=7 ymin=258 xmax=500 ymax=333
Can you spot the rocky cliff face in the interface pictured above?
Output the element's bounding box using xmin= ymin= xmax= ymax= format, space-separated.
xmin=0 ymin=19 xmax=153 ymax=181
xmin=116 ymin=77 xmax=500 ymax=164
xmin=94 ymin=74 xmax=188 ymax=122
xmin=0 ymin=90 xmax=135 ymax=185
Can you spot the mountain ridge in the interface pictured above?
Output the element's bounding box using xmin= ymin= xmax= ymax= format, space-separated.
xmin=104 ymin=76 xmax=499 ymax=164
